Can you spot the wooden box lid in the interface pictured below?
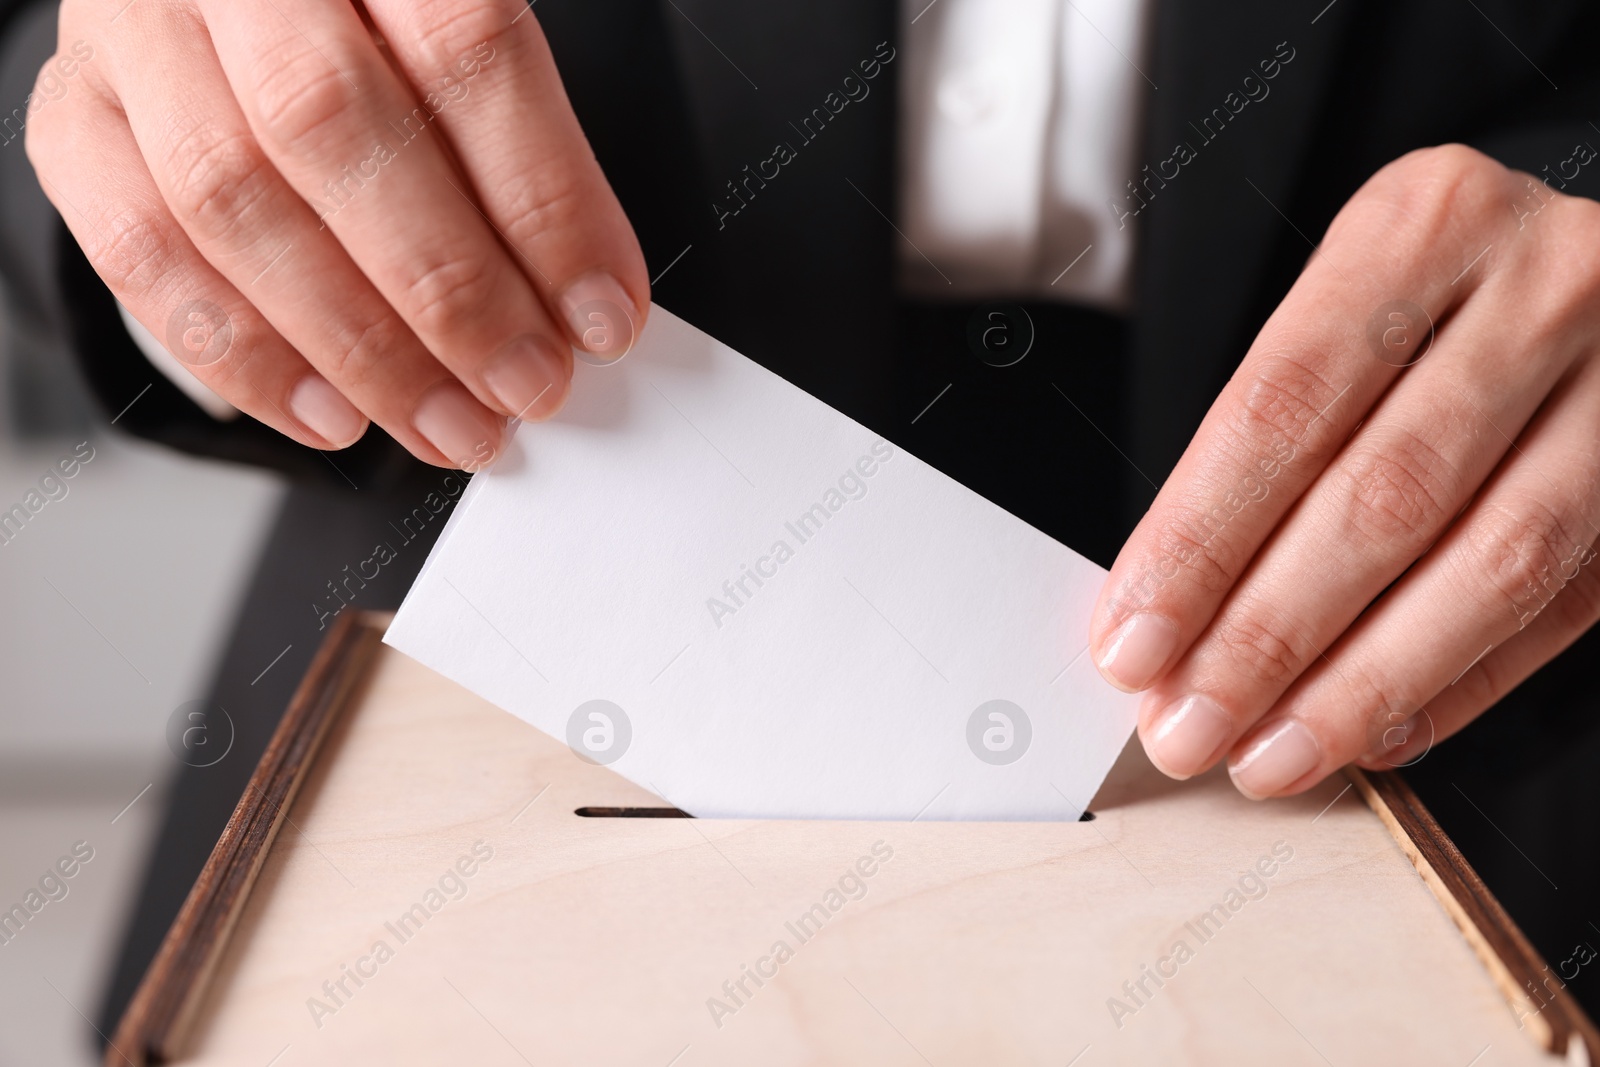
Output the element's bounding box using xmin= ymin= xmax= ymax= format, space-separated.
xmin=110 ymin=612 xmax=1597 ymax=1065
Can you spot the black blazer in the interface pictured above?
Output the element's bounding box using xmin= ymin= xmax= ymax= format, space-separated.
xmin=64 ymin=0 xmax=1600 ymax=505
xmin=62 ymin=0 xmax=1600 ymax=515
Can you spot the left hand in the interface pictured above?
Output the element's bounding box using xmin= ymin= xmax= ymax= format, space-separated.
xmin=1089 ymin=143 xmax=1600 ymax=798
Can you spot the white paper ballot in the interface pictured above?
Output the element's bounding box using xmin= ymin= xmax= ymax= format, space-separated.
xmin=386 ymin=306 xmax=1140 ymax=820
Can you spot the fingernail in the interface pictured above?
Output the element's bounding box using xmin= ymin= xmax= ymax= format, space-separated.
xmin=482 ymin=335 xmax=570 ymax=420
xmin=414 ymin=381 xmax=507 ymax=470
xmin=1229 ymin=719 xmax=1322 ymax=800
xmin=1145 ymin=693 xmax=1233 ymax=779
xmin=1097 ymin=613 xmax=1180 ymax=692
xmin=288 ymin=374 xmax=366 ymax=447
xmin=558 ymin=271 xmax=638 ymax=361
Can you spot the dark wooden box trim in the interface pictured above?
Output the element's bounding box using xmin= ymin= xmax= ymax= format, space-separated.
xmin=108 ymin=611 xmax=382 ymax=1067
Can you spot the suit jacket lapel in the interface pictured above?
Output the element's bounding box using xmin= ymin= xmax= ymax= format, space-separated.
xmin=657 ymin=1 xmax=902 ymax=424
xmin=1126 ymin=0 xmax=1359 ymax=513
xmin=654 ymin=0 xmax=1364 ymax=505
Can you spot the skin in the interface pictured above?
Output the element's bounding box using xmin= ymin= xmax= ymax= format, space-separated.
xmin=27 ymin=7 xmax=1600 ymax=797
xmin=1090 ymin=145 xmax=1600 ymax=799
xmin=27 ymin=0 xmax=648 ymax=470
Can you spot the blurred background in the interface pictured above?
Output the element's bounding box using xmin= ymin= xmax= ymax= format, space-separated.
xmin=0 ymin=432 xmax=281 ymax=1067
xmin=0 ymin=8 xmax=284 ymax=1053
xmin=0 ymin=252 xmax=283 ymax=1065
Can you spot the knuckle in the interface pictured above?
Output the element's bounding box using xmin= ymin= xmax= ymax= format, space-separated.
xmin=253 ymin=51 xmax=362 ymax=153
xmin=198 ymin=328 xmax=259 ymax=392
xmin=402 ymin=254 xmax=500 ymax=339
xmin=87 ymin=207 xmax=180 ymax=296
xmin=1157 ymin=509 xmax=1246 ymax=592
xmin=1106 ymin=519 xmax=1233 ymax=619
xmin=164 ymin=131 xmax=273 ymax=238
xmin=1476 ymin=497 xmax=1592 ymax=626
xmin=1412 ymin=143 xmax=1499 ymax=185
xmin=1209 ymin=610 xmax=1308 ymax=691
xmin=1334 ymin=433 xmax=1456 ymax=548
xmin=1319 ymin=662 xmax=1396 ymax=750
xmin=1232 ymin=351 xmax=1338 ymax=459
xmin=406 ymin=0 xmax=513 ymax=81
xmin=1346 ymin=143 xmax=1509 ymax=244
xmin=1434 ymin=148 xmax=1512 ymax=225
xmin=499 ymin=169 xmax=590 ymax=248
xmin=1396 ymin=144 xmax=1505 ymax=213
xmin=319 ymin=313 xmax=403 ymax=386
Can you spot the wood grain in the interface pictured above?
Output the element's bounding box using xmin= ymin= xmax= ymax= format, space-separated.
xmin=111 ymin=613 xmax=1595 ymax=1065
xmin=1353 ymin=768 xmax=1598 ymax=1062
xmin=106 ymin=611 xmax=383 ymax=1067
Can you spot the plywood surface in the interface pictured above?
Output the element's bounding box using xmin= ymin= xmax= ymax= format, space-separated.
xmin=162 ymin=627 xmax=1571 ymax=1066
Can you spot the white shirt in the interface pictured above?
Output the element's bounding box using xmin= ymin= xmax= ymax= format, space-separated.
xmin=897 ymin=0 xmax=1151 ymax=310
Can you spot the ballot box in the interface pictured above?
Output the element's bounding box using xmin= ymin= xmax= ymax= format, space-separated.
xmin=109 ymin=612 xmax=1597 ymax=1065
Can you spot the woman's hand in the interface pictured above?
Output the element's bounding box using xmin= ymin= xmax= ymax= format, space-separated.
xmin=1091 ymin=144 xmax=1600 ymax=798
xmin=28 ymin=0 xmax=647 ymax=468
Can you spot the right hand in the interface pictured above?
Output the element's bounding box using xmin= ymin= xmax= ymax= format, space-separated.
xmin=28 ymin=0 xmax=649 ymax=469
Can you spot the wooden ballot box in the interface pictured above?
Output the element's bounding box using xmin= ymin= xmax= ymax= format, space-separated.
xmin=111 ymin=612 xmax=1598 ymax=1065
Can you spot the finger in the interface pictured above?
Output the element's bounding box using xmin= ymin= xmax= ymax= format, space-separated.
xmin=360 ymin=0 xmax=650 ymax=358
xmin=1226 ymin=353 xmax=1600 ymax=797
xmin=25 ymin=58 xmax=367 ymax=449
xmin=1135 ymin=222 xmax=1581 ymax=780
xmin=106 ymin=2 xmax=505 ymax=468
xmin=1364 ymin=543 xmax=1600 ymax=770
xmin=201 ymin=0 xmax=575 ymax=429
xmin=1090 ymin=146 xmax=1515 ymax=693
